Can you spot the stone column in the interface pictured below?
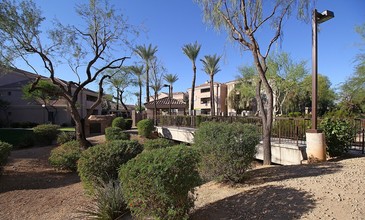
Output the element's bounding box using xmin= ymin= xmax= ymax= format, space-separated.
xmin=306 ymin=132 xmax=326 ymax=161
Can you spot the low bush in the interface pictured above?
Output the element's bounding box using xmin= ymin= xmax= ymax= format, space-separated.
xmin=143 ymin=138 xmax=174 ymax=151
xmin=320 ymin=117 xmax=354 ymax=157
xmin=79 ymin=179 xmax=128 ymax=220
xmin=57 ymin=131 xmax=76 ymax=145
xmin=119 ymin=145 xmax=201 ymax=220
xmin=17 ymin=134 xmax=35 ymax=148
xmin=194 ymin=121 xmax=260 ymax=183
xmin=137 ymin=119 xmax=154 ymax=138
xmin=0 ymin=141 xmax=12 ymax=166
xmin=125 ymin=119 xmax=133 ymax=130
xmin=33 ymin=124 xmax=60 ymax=145
xmin=77 ymin=140 xmax=143 ymax=193
xmin=49 ymin=140 xmax=82 ymax=171
xmin=105 ymin=127 xmax=130 ymax=141
xmin=112 ymin=117 xmax=126 ymax=130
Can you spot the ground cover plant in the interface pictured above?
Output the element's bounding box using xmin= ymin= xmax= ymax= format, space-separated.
xmin=119 ymin=145 xmax=201 ymax=220
xmin=77 ymin=140 xmax=143 ymax=193
xmin=0 ymin=140 xmax=12 ymax=167
xmin=143 ymin=138 xmax=174 ymax=151
xmin=0 ymin=128 xmax=34 ymax=147
xmin=194 ymin=121 xmax=260 ymax=183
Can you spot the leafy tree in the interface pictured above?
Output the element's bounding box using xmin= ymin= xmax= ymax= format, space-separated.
xmin=128 ymin=65 xmax=144 ymax=113
xmin=163 ymin=73 xmax=179 ymax=97
xmin=22 ymin=79 xmax=62 ymax=123
xmin=182 ymin=42 xmax=201 ymax=114
xmin=134 ymin=44 xmax=158 ymax=103
xmin=300 ymin=74 xmax=336 ymax=116
xmin=200 ymin=54 xmax=221 ymax=116
xmin=0 ymin=0 xmax=137 ymax=147
xmin=106 ymin=68 xmax=134 ymax=116
xmin=149 ymin=58 xmax=165 ymax=124
xmin=266 ymin=52 xmax=308 ymax=116
xmin=338 ymin=24 xmax=365 ymax=115
xmin=195 ymin=0 xmax=311 ymax=164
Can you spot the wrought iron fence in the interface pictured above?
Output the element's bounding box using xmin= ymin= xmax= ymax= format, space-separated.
xmin=156 ymin=115 xmax=365 ymax=152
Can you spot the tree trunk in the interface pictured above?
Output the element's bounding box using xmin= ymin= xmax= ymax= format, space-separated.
xmin=190 ymin=64 xmax=196 ymax=115
xmin=70 ymin=105 xmax=92 ymax=149
xmin=119 ymin=90 xmax=129 ymax=117
xmin=146 ymin=65 xmax=150 ymax=103
xmin=210 ymin=75 xmax=215 ymax=116
xmin=139 ymin=84 xmax=142 ymax=112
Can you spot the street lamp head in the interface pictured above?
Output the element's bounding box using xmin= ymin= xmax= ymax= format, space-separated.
xmin=317 ymin=10 xmax=334 ymax=24
xmin=163 ymin=84 xmax=170 ymax=88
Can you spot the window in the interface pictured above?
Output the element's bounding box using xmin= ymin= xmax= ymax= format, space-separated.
xmin=200 ymin=88 xmax=210 ymax=93
xmin=8 ymin=91 xmax=11 ymax=96
xmin=86 ymin=95 xmax=97 ymax=102
xmin=201 ymin=97 xmax=210 ymax=104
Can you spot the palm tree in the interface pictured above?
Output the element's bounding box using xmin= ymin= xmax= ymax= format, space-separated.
xmin=134 ymin=44 xmax=158 ymax=103
xmin=128 ymin=65 xmax=144 ymax=113
xmin=163 ymin=73 xmax=179 ymax=98
xmin=150 ymin=59 xmax=164 ymax=125
xmin=200 ymin=54 xmax=221 ymax=116
xmin=182 ymin=42 xmax=201 ymax=115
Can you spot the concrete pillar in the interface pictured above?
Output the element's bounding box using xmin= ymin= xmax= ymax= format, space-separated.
xmin=306 ymin=132 xmax=326 ymax=161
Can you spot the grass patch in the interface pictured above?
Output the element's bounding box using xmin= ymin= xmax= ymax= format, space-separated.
xmin=59 ymin=127 xmax=75 ymax=132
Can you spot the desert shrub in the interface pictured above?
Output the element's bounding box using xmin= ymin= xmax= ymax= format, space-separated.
xmin=119 ymin=145 xmax=201 ymax=220
xmin=112 ymin=117 xmax=126 ymax=130
xmin=194 ymin=121 xmax=260 ymax=183
xmin=105 ymin=127 xmax=130 ymax=141
xmin=33 ymin=124 xmax=60 ymax=145
xmin=143 ymin=138 xmax=174 ymax=151
xmin=137 ymin=119 xmax=154 ymax=138
xmin=125 ymin=119 xmax=133 ymax=130
xmin=49 ymin=140 xmax=82 ymax=171
xmin=79 ymin=179 xmax=128 ymax=220
xmin=57 ymin=131 xmax=76 ymax=145
xmin=78 ymin=140 xmax=143 ymax=193
xmin=0 ymin=141 xmax=12 ymax=166
xmin=320 ymin=117 xmax=354 ymax=157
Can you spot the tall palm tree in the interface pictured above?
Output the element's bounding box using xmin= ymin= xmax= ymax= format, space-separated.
xmin=163 ymin=73 xmax=179 ymax=98
xmin=182 ymin=42 xmax=201 ymax=115
xmin=200 ymin=54 xmax=221 ymax=116
xmin=128 ymin=65 xmax=144 ymax=112
xmin=134 ymin=44 xmax=158 ymax=103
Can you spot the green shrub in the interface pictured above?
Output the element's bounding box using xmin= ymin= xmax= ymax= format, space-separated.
xmin=320 ymin=117 xmax=354 ymax=157
xmin=0 ymin=141 xmax=12 ymax=166
xmin=79 ymin=179 xmax=128 ymax=220
xmin=77 ymin=140 xmax=143 ymax=193
xmin=119 ymin=145 xmax=201 ymax=220
xmin=105 ymin=127 xmax=130 ymax=141
xmin=17 ymin=134 xmax=35 ymax=148
xmin=33 ymin=124 xmax=60 ymax=145
xmin=143 ymin=138 xmax=174 ymax=151
xmin=125 ymin=119 xmax=133 ymax=130
xmin=137 ymin=119 xmax=154 ymax=138
xmin=194 ymin=121 xmax=260 ymax=183
xmin=49 ymin=140 xmax=82 ymax=171
xmin=112 ymin=117 xmax=126 ymax=130
xmin=57 ymin=131 xmax=76 ymax=145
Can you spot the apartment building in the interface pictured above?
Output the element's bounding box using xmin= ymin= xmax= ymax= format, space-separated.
xmin=0 ymin=68 xmax=102 ymax=126
xmin=187 ymin=81 xmax=228 ymax=115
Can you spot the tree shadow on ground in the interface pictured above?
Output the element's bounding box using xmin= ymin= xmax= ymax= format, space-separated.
xmin=241 ymin=161 xmax=343 ymax=186
xmin=0 ymin=146 xmax=80 ymax=193
xmin=190 ymin=185 xmax=315 ymax=220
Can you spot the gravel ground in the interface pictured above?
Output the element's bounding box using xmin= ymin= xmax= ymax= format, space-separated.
xmin=0 ymin=136 xmax=364 ymax=219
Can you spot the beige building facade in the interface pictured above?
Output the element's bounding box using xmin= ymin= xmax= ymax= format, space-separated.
xmin=0 ymin=68 xmax=102 ymax=126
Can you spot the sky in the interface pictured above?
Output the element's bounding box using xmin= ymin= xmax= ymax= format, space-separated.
xmin=15 ymin=0 xmax=365 ymax=105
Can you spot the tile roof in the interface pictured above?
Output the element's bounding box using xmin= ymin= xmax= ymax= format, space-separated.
xmin=144 ymin=97 xmax=186 ymax=108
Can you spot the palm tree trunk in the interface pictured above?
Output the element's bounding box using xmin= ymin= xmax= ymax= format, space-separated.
xmin=139 ymin=83 xmax=142 ymax=112
xmin=146 ymin=65 xmax=150 ymax=103
xmin=210 ymin=75 xmax=215 ymax=116
xmin=190 ymin=65 xmax=196 ymax=115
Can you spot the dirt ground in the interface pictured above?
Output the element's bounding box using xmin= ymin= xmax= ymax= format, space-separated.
xmin=1 ymin=135 xmax=365 ymax=220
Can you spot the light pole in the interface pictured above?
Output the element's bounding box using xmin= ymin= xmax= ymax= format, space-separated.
xmin=310 ymin=9 xmax=334 ymax=132
xmin=163 ymin=84 xmax=171 ymax=115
